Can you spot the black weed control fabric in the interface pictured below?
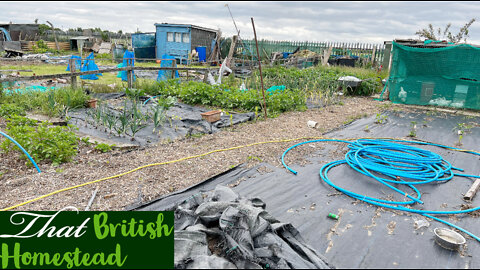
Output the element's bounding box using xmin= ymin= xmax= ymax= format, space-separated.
xmin=69 ymin=99 xmax=254 ymax=147
xmin=133 ymin=108 xmax=480 ymax=268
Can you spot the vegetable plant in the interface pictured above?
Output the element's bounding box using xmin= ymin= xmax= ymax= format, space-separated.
xmin=408 ymin=121 xmax=417 ymax=137
xmin=1 ymin=115 xmax=79 ymax=166
xmin=94 ymin=142 xmax=115 ymax=153
xmin=128 ymin=113 xmax=147 ymax=141
xmin=151 ymin=104 xmax=167 ymax=133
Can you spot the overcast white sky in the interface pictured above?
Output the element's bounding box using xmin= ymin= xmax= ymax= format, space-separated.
xmin=2 ymin=1 xmax=480 ymax=44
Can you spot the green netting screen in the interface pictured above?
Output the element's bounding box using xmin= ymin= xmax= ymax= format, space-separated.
xmin=388 ymin=41 xmax=480 ymax=110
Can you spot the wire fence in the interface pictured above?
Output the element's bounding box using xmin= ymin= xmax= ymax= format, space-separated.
xmin=238 ymin=39 xmax=385 ymax=65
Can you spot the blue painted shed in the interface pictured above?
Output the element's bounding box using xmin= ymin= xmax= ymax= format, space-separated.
xmin=154 ymin=23 xmax=217 ymax=61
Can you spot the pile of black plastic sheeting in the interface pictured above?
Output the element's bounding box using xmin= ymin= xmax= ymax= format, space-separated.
xmin=173 ymin=185 xmax=333 ymax=269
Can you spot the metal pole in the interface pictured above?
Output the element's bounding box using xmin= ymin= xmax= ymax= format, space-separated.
xmin=251 ymin=17 xmax=268 ymax=120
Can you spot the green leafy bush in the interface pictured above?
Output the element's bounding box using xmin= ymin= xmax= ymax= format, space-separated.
xmin=32 ymin=40 xmax=50 ymax=54
xmin=0 ymin=103 xmax=26 ymax=117
xmin=141 ymin=80 xmax=305 ymax=116
xmin=251 ymin=65 xmax=386 ymax=96
xmin=0 ymin=116 xmax=80 ymax=166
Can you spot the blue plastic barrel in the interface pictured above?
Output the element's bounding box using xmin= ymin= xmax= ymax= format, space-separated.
xmin=196 ymin=46 xmax=207 ymax=62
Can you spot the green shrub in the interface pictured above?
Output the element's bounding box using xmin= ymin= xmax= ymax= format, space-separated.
xmin=141 ymin=80 xmax=305 ymax=116
xmin=32 ymin=40 xmax=50 ymax=54
xmin=251 ymin=65 xmax=386 ymax=96
xmin=0 ymin=103 xmax=26 ymax=117
xmin=1 ymin=116 xmax=80 ymax=166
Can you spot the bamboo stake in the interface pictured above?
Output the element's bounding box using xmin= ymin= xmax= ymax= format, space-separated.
xmin=251 ymin=17 xmax=268 ymax=120
xmin=85 ymin=187 xmax=99 ymax=211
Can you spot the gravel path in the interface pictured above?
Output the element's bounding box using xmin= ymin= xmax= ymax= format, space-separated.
xmin=0 ymin=96 xmax=382 ymax=211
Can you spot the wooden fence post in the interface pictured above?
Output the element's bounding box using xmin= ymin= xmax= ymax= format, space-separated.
xmin=371 ymin=46 xmax=377 ymax=65
xmin=69 ymin=58 xmax=77 ymax=89
xmin=127 ymin=59 xmax=133 ymax=89
xmin=322 ymin=46 xmax=332 ymax=66
xmin=171 ymin=60 xmax=176 ymax=79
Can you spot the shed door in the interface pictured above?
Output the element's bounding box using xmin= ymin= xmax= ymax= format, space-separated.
xmin=156 ymin=31 xmax=167 ymax=59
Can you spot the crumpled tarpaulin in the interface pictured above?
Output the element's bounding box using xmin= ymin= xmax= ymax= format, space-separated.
xmin=66 ymin=55 xmax=82 ymax=72
xmin=118 ymin=50 xmax=136 ymax=82
xmin=66 ymin=53 xmax=102 ymax=80
xmin=157 ymin=54 xmax=179 ymax=81
xmin=80 ymin=52 xmax=102 ymax=80
xmin=172 ymin=185 xmax=333 ymax=269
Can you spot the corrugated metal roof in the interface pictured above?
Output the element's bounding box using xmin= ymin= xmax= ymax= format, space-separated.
xmin=70 ymin=36 xmax=91 ymax=40
xmin=154 ymin=23 xmax=217 ymax=33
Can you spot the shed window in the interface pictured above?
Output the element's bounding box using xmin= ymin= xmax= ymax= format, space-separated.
xmin=167 ymin=32 xmax=173 ymax=42
xmin=182 ymin=33 xmax=190 ymax=43
xmin=175 ymin=33 xmax=182 ymax=42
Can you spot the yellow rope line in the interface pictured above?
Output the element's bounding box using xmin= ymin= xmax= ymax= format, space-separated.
xmin=0 ymin=137 xmax=322 ymax=211
xmin=2 ymin=136 xmax=479 ymax=211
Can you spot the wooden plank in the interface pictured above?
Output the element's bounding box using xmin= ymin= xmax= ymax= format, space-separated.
xmin=0 ymin=66 xmax=214 ymax=83
xmin=464 ymin=179 xmax=480 ymax=201
xmin=46 ymin=21 xmax=60 ymax=51
xmin=322 ymin=46 xmax=332 ymax=66
xmin=226 ymin=35 xmax=238 ymax=67
xmin=0 ymin=69 xmax=33 ymax=72
xmin=371 ymin=45 xmax=377 ymax=65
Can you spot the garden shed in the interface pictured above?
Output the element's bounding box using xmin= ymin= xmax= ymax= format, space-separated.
xmin=154 ymin=23 xmax=218 ymax=61
xmin=387 ymin=39 xmax=480 ymax=110
xmin=0 ymin=23 xmax=39 ymax=41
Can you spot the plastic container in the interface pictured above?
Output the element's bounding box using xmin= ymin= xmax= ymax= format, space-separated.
xmin=307 ymin=120 xmax=318 ymax=128
xmin=337 ymin=58 xmax=356 ymax=67
xmin=434 ymin=228 xmax=466 ymax=250
xmin=86 ymin=99 xmax=97 ymax=108
xmin=200 ymin=110 xmax=222 ymax=123
xmin=195 ymin=46 xmax=207 ymax=62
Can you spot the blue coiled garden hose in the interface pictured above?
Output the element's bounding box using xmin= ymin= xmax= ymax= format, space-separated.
xmin=281 ymin=138 xmax=480 ymax=242
xmin=0 ymin=131 xmax=41 ymax=173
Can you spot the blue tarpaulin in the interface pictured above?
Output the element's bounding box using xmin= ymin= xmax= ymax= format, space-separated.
xmin=118 ymin=50 xmax=135 ymax=82
xmin=66 ymin=53 xmax=102 ymax=80
xmin=157 ymin=54 xmax=179 ymax=81
xmin=66 ymin=55 xmax=82 ymax=71
xmin=0 ymin=27 xmax=12 ymax=41
xmin=80 ymin=52 xmax=102 ymax=80
xmin=267 ymin=85 xmax=286 ymax=95
xmin=3 ymin=85 xmax=57 ymax=95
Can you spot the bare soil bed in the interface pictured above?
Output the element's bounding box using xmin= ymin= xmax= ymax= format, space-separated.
xmin=0 ymin=96 xmax=384 ymax=211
